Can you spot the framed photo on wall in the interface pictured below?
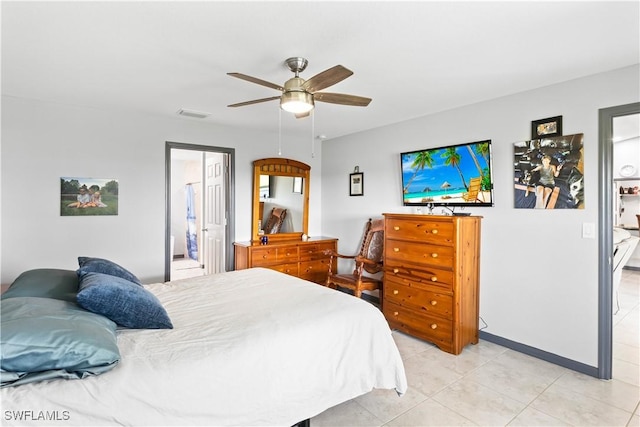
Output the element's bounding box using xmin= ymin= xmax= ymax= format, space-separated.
xmin=350 ymin=172 xmax=364 ymax=196
xmin=60 ymin=177 xmax=119 ymax=216
xmin=531 ymin=115 xmax=563 ymax=139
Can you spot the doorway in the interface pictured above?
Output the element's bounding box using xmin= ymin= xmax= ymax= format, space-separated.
xmin=165 ymin=142 xmax=235 ymax=282
xmin=598 ymin=102 xmax=640 ymax=379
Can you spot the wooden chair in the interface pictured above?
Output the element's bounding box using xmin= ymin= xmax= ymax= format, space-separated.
xmin=462 ymin=177 xmax=483 ymax=202
xmin=324 ymin=218 xmax=384 ymax=301
xmin=263 ymin=207 xmax=287 ymax=234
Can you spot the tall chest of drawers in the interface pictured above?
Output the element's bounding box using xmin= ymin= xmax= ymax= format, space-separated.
xmin=382 ymin=214 xmax=481 ymax=355
xmin=234 ymin=237 xmax=337 ymax=284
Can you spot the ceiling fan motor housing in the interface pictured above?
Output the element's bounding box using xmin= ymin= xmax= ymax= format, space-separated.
xmin=285 ymin=57 xmax=308 ymax=76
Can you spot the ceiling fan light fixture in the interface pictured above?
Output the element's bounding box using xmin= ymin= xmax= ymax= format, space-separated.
xmin=280 ymin=91 xmax=314 ymax=114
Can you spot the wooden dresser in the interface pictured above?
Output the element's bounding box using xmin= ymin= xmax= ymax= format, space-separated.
xmin=234 ymin=237 xmax=338 ymax=284
xmin=382 ymin=213 xmax=481 ymax=355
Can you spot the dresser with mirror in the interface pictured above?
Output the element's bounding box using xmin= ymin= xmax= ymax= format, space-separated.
xmin=234 ymin=158 xmax=337 ymax=284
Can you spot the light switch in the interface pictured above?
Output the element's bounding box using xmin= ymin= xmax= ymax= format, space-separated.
xmin=582 ymin=222 xmax=596 ymax=239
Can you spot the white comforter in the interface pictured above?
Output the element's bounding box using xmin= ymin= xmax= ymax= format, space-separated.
xmin=1 ymin=268 xmax=407 ymax=426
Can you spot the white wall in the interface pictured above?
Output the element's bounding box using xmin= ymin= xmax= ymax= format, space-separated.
xmin=1 ymin=97 xmax=324 ymax=284
xmin=321 ymin=65 xmax=640 ymax=367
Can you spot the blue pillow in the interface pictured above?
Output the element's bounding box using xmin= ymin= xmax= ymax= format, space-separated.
xmin=1 ymin=297 xmax=120 ymax=388
xmin=1 ymin=269 xmax=78 ymax=302
xmin=77 ymin=272 xmax=173 ymax=329
xmin=77 ymin=257 xmax=142 ymax=285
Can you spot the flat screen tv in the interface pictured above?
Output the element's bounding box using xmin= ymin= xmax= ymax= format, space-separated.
xmin=401 ymin=139 xmax=494 ymax=208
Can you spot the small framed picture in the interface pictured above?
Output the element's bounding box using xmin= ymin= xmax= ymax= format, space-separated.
xmin=292 ymin=176 xmax=303 ymax=193
xmin=349 ymin=172 xmax=364 ymax=196
xmin=531 ymin=116 xmax=563 ymax=139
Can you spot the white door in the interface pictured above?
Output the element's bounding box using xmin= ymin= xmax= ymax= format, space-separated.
xmin=203 ymin=152 xmax=226 ymax=274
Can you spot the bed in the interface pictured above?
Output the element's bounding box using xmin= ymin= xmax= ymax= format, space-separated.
xmin=1 ymin=266 xmax=407 ymax=426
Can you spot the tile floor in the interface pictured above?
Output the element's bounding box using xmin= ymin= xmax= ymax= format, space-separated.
xmin=170 ymin=257 xmax=205 ymax=280
xmin=311 ymin=269 xmax=640 ymax=427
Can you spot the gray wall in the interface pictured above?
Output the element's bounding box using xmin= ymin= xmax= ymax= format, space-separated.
xmin=0 ymin=97 xmax=324 ymax=284
xmin=321 ymin=65 xmax=640 ymax=368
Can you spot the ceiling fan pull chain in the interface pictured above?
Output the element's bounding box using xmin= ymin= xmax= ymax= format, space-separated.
xmin=311 ymin=110 xmax=315 ymax=158
xmin=278 ymin=108 xmax=282 ymax=156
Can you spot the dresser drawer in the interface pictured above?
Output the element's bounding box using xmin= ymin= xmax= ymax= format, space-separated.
xmin=251 ymin=247 xmax=278 ymax=266
xmin=277 ymin=246 xmax=299 ymax=262
xmin=299 ymin=242 xmax=335 ymax=261
xmin=386 ymin=218 xmax=454 ymax=245
xmin=384 ymin=300 xmax=453 ymax=347
xmin=299 ymin=259 xmax=332 ymax=283
xmin=385 ymin=276 xmax=453 ymax=319
xmin=385 ymin=263 xmax=454 ymax=290
xmin=385 ymin=239 xmax=454 ymax=269
xmin=267 ymin=262 xmax=299 ymax=276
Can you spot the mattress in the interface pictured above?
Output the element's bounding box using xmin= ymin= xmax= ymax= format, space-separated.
xmin=1 ymin=268 xmax=407 ymax=426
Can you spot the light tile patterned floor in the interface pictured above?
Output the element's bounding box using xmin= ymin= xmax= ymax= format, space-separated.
xmin=170 ymin=258 xmax=205 ymax=280
xmin=311 ymin=269 xmax=640 ymax=427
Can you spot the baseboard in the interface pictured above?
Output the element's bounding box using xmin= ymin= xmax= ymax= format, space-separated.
xmin=479 ymin=331 xmax=599 ymax=378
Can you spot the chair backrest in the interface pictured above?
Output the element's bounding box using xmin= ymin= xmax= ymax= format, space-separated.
xmin=264 ymin=207 xmax=287 ymax=234
xmin=463 ymin=177 xmax=482 ymax=201
xmin=357 ymin=218 xmax=385 ymax=274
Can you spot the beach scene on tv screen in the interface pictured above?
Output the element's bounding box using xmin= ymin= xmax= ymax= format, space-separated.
xmin=402 ymin=141 xmax=492 ymax=205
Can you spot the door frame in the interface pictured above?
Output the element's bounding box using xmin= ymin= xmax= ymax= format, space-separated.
xmin=165 ymin=141 xmax=235 ymax=281
xmin=597 ymin=101 xmax=640 ymax=379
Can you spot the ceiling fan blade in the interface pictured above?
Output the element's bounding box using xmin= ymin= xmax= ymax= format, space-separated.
xmin=303 ymin=65 xmax=353 ymax=93
xmin=227 ymin=96 xmax=281 ymax=108
xmin=314 ymin=92 xmax=372 ymax=107
xmin=227 ymin=73 xmax=284 ymax=91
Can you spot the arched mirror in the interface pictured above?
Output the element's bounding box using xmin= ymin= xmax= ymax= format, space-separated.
xmin=252 ymin=158 xmax=310 ymax=242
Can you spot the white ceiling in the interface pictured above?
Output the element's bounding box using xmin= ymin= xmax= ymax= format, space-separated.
xmin=2 ymin=1 xmax=639 ymax=141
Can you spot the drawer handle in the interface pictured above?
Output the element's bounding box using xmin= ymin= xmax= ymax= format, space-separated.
xmin=262 ymin=255 xmax=267 ymax=259
xmin=393 ymin=289 xmax=399 ymax=295
xmin=431 ymin=253 xmax=438 ymax=258
xmin=430 ymin=300 xmax=437 ymax=306
xmin=393 ymin=311 xmax=399 ymax=316
xmin=430 ymin=323 xmax=438 ymax=329
xmin=394 ymin=226 xmax=400 ymax=231
xmin=432 ymin=229 xmax=438 ymax=234
xmin=393 ymin=268 xmax=399 ymax=274
xmin=431 ymin=276 xmax=438 ymax=282
xmin=394 ymin=248 xmax=400 ymax=252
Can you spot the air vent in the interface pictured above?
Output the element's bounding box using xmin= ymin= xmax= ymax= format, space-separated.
xmin=177 ymin=109 xmax=210 ymax=119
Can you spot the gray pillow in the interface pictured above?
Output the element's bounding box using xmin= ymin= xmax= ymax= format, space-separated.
xmin=77 ymin=272 xmax=173 ymax=329
xmin=1 ymin=297 xmax=120 ymax=388
xmin=77 ymin=256 xmax=142 ymax=285
xmin=1 ymin=269 xmax=78 ymax=302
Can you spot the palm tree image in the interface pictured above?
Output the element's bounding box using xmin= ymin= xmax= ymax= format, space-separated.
xmin=466 ymin=141 xmax=491 ymax=190
xmin=441 ymin=147 xmax=468 ymax=191
xmin=403 ymin=150 xmax=437 ymax=193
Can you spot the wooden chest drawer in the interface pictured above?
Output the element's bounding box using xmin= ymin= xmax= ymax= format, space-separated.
xmin=299 ymin=242 xmax=335 ymax=261
xmin=384 ymin=300 xmax=453 ymax=348
xmin=385 ymin=239 xmax=454 ymax=269
xmin=386 ymin=218 xmax=454 ymax=245
xmin=385 ymin=276 xmax=453 ymax=319
xmin=267 ymin=262 xmax=299 ymax=276
xmin=385 ymin=262 xmax=454 ymax=290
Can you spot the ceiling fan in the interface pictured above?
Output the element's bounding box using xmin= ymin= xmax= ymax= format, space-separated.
xmin=227 ymin=57 xmax=372 ymax=118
